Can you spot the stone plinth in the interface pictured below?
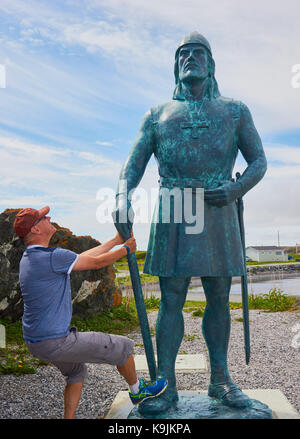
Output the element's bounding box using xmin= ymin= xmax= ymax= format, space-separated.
xmin=105 ymin=389 xmax=299 ymax=420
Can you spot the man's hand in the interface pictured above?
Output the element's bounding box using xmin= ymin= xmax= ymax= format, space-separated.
xmin=114 ymin=231 xmax=125 ymax=245
xmin=204 ymin=181 xmax=243 ymax=207
xmin=114 ymin=230 xmax=133 ymax=245
xmin=73 ymin=233 xmax=136 ymax=271
xmin=123 ymin=236 xmax=136 ymax=254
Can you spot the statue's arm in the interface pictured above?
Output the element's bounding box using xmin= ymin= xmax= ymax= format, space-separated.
xmin=204 ymin=102 xmax=267 ymax=207
xmin=236 ymin=102 xmax=267 ymax=195
xmin=113 ymin=109 xmax=155 ymax=235
xmin=117 ymin=109 xmax=155 ymax=196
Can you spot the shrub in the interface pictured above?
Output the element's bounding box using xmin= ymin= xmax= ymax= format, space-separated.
xmin=192 ymin=307 xmax=205 ymax=317
xmin=0 ymin=354 xmax=36 ymax=376
xmin=144 ymin=296 xmax=161 ymax=309
xmin=248 ymin=288 xmax=295 ymax=312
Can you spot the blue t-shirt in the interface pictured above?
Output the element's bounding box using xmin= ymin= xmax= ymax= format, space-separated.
xmin=19 ymin=246 xmax=78 ymax=342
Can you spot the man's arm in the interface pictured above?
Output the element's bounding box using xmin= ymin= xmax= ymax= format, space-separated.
xmin=79 ymin=232 xmax=126 ymax=258
xmin=72 ymin=236 xmax=136 ymax=271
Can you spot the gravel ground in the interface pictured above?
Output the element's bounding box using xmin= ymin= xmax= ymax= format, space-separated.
xmin=0 ymin=308 xmax=299 ymax=419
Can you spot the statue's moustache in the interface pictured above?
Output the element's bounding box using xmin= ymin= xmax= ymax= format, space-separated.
xmin=183 ymin=62 xmax=199 ymax=71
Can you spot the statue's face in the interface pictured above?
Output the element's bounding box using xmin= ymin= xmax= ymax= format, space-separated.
xmin=178 ymin=44 xmax=209 ymax=83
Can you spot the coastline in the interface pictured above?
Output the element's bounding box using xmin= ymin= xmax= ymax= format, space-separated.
xmin=118 ymin=262 xmax=300 ymax=301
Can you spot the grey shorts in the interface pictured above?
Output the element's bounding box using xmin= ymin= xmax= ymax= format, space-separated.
xmin=26 ymin=327 xmax=134 ymax=385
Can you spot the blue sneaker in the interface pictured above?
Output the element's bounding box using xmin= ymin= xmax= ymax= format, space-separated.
xmin=129 ymin=378 xmax=168 ymax=405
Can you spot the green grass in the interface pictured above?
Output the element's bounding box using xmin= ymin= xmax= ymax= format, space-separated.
xmin=143 ymin=296 xmax=161 ymax=310
xmin=192 ymin=308 xmax=204 ymax=317
xmin=116 ymin=251 xmax=146 ymax=264
xmin=70 ymin=302 xmax=138 ymax=335
xmin=184 ymin=333 xmax=200 ymax=341
xmin=117 ymin=273 xmax=158 ymax=286
xmin=248 ymin=288 xmax=296 ymax=312
xmin=0 ymin=317 xmax=49 ymax=376
xmin=0 ymin=353 xmax=37 ymax=376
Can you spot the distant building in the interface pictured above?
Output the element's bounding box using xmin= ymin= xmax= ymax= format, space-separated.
xmin=246 ymin=246 xmax=288 ymax=262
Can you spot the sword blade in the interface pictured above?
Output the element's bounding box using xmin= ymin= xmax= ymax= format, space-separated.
xmin=127 ymin=252 xmax=157 ymax=380
xmin=236 ymin=172 xmax=251 ymax=364
xmin=241 ymin=274 xmax=251 ymax=364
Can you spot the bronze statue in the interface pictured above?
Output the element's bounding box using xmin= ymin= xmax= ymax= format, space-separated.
xmin=114 ymin=32 xmax=268 ymax=416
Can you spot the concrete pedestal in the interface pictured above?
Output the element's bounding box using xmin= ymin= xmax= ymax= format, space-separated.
xmin=105 ymin=389 xmax=299 ymax=420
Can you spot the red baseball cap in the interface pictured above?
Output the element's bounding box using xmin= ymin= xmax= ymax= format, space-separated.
xmin=13 ymin=206 xmax=50 ymax=238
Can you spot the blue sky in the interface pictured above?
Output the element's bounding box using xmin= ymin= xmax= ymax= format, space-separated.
xmin=0 ymin=0 xmax=299 ymax=249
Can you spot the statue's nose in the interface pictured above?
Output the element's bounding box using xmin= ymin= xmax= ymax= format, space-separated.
xmin=186 ymin=50 xmax=196 ymax=61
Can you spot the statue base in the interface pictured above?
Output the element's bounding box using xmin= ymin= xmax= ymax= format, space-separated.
xmin=104 ymin=389 xmax=300 ymax=419
xmin=128 ymin=393 xmax=272 ymax=419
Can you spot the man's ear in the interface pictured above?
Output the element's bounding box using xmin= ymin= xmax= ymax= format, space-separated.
xmin=30 ymin=225 xmax=40 ymax=235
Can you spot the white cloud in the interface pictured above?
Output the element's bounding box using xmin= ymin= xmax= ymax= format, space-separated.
xmin=0 ymin=136 xmax=68 ymax=158
xmin=1 ymin=0 xmax=299 ymax=133
xmin=1 ymin=133 xmax=299 ymax=248
xmin=95 ymin=140 xmax=114 ymax=146
xmin=265 ymin=144 xmax=300 ymax=165
xmin=0 ymin=1 xmax=299 ymax=248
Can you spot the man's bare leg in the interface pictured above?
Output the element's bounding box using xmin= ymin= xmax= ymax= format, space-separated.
xmin=117 ymin=354 xmax=138 ymax=385
xmin=64 ymin=381 xmax=83 ymax=419
xmin=62 ymin=354 xmax=155 ymax=418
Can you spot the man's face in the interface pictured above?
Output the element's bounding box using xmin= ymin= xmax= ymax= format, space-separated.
xmin=178 ymin=44 xmax=209 ymax=83
xmin=32 ymin=215 xmax=56 ymax=238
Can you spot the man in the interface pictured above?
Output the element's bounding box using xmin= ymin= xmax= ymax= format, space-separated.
xmin=14 ymin=206 xmax=167 ymax=419
xmin=113 ymin=32 xmax=267 ymax=415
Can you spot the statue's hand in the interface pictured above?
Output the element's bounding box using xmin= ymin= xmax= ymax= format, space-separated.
xmin=204 ymin=181 xmax=243 ymax=207
xmin=112 ymin=196 xmax=134 ymax=240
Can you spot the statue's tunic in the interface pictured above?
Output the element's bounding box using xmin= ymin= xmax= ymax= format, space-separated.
xmin=118 ymin=96 xmax=267 ymax=277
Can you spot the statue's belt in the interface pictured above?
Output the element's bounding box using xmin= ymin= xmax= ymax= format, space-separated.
xmin=158 ymin=176 xmax=230 ymax=190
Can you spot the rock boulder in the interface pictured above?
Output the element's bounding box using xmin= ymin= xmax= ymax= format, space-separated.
xmin=0 ymin=209 xmax=122 ymax=322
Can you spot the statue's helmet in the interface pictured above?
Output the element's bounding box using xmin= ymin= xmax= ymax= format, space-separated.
xmin=173 ymin=31 xmax=220 ymax=100
xmin=175 ymin=31 xmax=212 ymax=58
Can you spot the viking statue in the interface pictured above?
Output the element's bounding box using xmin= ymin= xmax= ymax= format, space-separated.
xmin=114 ymin=32 xmax=267 ymax=415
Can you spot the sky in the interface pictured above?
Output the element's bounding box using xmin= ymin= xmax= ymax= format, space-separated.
xmin=0 ymin=0 xmax=299 ymax=250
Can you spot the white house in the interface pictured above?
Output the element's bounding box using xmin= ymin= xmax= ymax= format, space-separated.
xmin=246 ymin=246 xmax=288 ymax=262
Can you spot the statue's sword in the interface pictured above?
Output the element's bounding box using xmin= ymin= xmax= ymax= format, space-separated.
xmin=119 ymin=228 xmax=157 ymax=381
xmin=235 ymin=172 xmax=251 ymax=364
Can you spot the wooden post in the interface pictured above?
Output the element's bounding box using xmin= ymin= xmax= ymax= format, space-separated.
xmin=0 ymin=324 xmax=6 ymax=349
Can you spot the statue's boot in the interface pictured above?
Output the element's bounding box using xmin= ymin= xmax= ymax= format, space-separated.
xmin=208 ymin=380 xmax=252 ymax=408
xmin=138 ymin=385 xmax=178 ymax=416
